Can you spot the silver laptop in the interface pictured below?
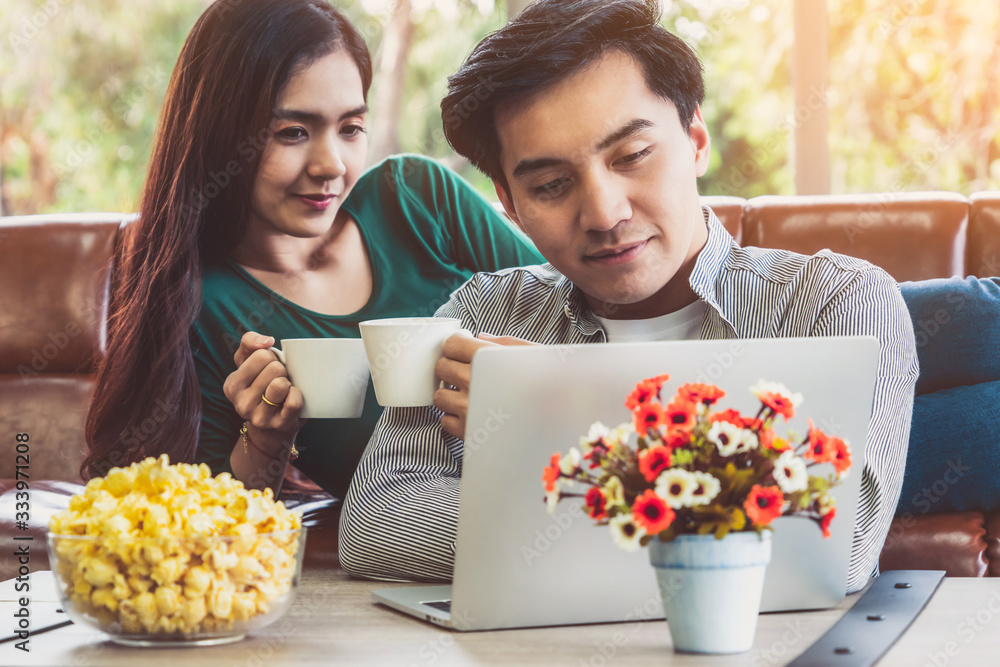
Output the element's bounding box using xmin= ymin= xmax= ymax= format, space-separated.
xmin=372 ymin=336 xmax=879 ymax=630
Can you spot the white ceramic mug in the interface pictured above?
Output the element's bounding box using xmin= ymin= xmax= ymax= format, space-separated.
xmin=269 ymin=338 xmax=370 ymax=418
xmin=358 ymin=317 xmax=463 ymax=407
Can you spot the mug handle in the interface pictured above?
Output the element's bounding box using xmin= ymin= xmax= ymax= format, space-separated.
xmin=268 ymin=346 xmax=285 ymax=364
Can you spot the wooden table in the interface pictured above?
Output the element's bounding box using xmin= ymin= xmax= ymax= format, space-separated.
xmin=4 ymin=566 xmax=1000 ymax=666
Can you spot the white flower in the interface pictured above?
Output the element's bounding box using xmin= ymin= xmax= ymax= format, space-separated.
xmin=579 ymin=422 xmax=610 ymax=451
xmin=655 ymin=468 xmax=698 ymax=508
xmin=688 ymin=471 xmax=721 ymax=506
xmin=772 ymin=450 xmax=808 ymax=494
xmin=734 ymin=429 xmax=759 ymax=453
xmin=708 ymin=421 xmax=758 ymax=456
xmin=609 ymin=513 xmax=646 ymax=552
xmin=559 ymin=447 xmax=582 ymax=475
xmin=750 ymin=380 xmax=803 ymax=409
xmin=818 ymin=494 xmax=837 ymax=513
xmin=708 ymin=421 xmax=740 ymax=456
xmin=609 ymin=423 xmax=634 ymax=446
xmin=604 ymin=475 xmax=626 ymax=506
xmin=546 ymin=488 xmax=561 ymax=513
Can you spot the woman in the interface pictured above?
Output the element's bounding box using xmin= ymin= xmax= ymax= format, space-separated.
xmin=83 ymin=0 xmax=542 ymax=499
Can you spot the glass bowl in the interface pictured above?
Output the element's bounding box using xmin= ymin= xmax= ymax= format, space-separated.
xmin=46 ymin=528 xmax=305 ymax=647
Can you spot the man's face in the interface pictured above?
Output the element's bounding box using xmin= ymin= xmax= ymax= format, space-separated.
xmin=494 ymin=50 xmax=711 ymax=319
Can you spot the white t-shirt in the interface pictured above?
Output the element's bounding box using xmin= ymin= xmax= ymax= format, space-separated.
xmin=594 ymin=299 xmax=709 ymax=343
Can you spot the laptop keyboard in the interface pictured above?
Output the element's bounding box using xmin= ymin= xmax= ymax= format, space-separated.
xmin=422 ymin=600 xmax=452 ymax=613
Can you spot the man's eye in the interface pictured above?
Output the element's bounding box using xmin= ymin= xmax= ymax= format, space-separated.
xmin=618 ymin=147 xmax=652 ymax=165
xmin=534 ymin=177 xmax=570 ymax=199
xmin=342 ymin=124 xmax=366 ymax=137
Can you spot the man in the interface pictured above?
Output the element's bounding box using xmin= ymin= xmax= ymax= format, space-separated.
xmin=339 ymin=0 xmax=918 ymax=593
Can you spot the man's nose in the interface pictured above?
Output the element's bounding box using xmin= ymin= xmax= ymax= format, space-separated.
xmin=578 ymin=173 xmax=631 ymax=232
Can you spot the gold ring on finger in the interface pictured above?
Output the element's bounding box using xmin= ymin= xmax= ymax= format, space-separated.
xmin=261 ymin=393 xmax=283 ymax=408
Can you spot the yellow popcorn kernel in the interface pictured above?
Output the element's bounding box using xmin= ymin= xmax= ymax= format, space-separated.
xmin=134 ymin=591 xmax=158 ymax=626
xmin=152 ymin=557 xmax=185 ymax=586
xmin=231 ymin=593 xmax=256 ymax=622
xmin=81 ymin=557 xmax=118 ymax=588
xmin=208 ymin=587 xmax=233 ymax=619
xmin=231 ymin=555 xmax=264 ymax=584
xmin=127 ymin=575 xmax=152 ymax=595
xmin=207 ymin=545 xmax=238 ymax=571
xmin=100 ymin=514 xmax=132 ymax=536
xmin=90 ymin=587 xmax=118 ymax=612
xmin=72 ymin=577 xmax=93 ymax=599
xmin=253 ymin=580 xmax=278 ymax=600
xmin=141 ymin=543 xmax=165 ymax=565
xmin=103 ymin=467 xmax=134 ymax=497
xmin=119 ymin=600 xmax=143 ymax=634
xmin=182 ymin=596 xmax=208 ymax=628
xmin=111 ymin=573 xmax=131 ymax=601
xmin=155 ymin=585 xmax=181 ymax=616
xmin=157 ymin=614 xmax=179 ymax=634
xmin=226 ymin=496 xmax=248 ymax=521
xmin=82 ymin=477 xmax=105 ymax=497
xmin=183 ymin=566 xmax=211 ymax=598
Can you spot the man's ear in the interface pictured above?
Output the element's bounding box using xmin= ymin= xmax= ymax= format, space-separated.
xmin=494 ymin=181 xmax=525 ymax=232
xmin=689 ymin=106 xmax=712 ymax=178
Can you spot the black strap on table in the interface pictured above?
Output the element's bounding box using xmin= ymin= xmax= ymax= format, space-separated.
xmin=788 ymin=569 xmax=945 ymax=667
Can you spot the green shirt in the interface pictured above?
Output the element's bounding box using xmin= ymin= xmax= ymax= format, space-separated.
xmin=192 ymin=155 xmax=543 ymax=498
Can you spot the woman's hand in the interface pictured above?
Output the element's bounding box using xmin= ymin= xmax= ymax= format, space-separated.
xmin=433 ymin=331 xmax=534 ymax=440
xmin=223 ymin=331 xmax=305 ymax=437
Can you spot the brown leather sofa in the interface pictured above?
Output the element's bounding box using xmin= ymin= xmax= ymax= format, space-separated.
xmin=2 ymin=191 xmax=999 ymax=580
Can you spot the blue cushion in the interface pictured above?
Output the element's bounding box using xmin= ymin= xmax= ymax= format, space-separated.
xmin=899 ymin=277 xmax=1000 ymax=395
xmin=896 ymin=380 xmax=1000 ymax=515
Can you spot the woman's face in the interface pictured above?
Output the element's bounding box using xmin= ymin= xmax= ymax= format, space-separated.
xmin=249 ymin=48 xmax=368 ymax=240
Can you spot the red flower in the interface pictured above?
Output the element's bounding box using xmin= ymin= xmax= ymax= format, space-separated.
xmin=625 ymin=381 xmax=656 ymax=410
xmin=744 ymin=484 xmax=784 ymax=526
xmin=831 ymin=437 xmax=852 ymax=474
xmin=709 ymin=409 xmax=744 ymax=426
xmin=584 ymin=486 xmax=608 ymax=520
xmin=632 ymin=490 xmax=675 ymax=534
xmin=663 ymin=398 xmax=697 ymax=431
xmin=542 ymin=453 xmax=561 ymax=492
xmin=633 ymin=401 xmax=666 ymax=434
xmin=663 ymin=430 xmax=691 ymax=449
xmin=820 ymin=508 xmax=836 ymax=538
xmin=638 ymin=446 xmax=672 ymax=482
xmin=583 ymin=439 xmax=610 ymax=469
xmin=759 ymin=392 xmax=796 ymax=420
xmin=805 ymin=419 xmax=836 ymax=463
xmin=626 ymin=376 xmax=667 ymax=410
xmin=677 ymin=382 xmax=725 ymax=406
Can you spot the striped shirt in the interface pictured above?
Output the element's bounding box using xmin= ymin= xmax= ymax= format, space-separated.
xmin=339 ymin=208 xmax=919 ymax=593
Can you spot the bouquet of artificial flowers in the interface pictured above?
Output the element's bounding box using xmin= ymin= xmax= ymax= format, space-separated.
xmin=544 ymin=374 xmax=851 ymax=550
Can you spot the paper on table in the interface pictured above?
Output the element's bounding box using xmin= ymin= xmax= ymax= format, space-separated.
xmin=0 ymin=570 xmax=60 ymax=602
xmin=0 ymin=571 xmax=72 ymax=645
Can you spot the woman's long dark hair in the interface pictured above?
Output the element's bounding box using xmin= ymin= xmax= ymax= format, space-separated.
xmin=83 ymin=0 xmax=372 ymax=478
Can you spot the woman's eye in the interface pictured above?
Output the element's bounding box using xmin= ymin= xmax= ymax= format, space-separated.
xmin=534 ymin=176 xmax=570 ymax=200
xmin=276 ymin=127 xmax=307 ymax=140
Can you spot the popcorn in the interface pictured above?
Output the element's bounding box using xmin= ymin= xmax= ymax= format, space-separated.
xmin=49 ymin=455 xmax=302 ymax=636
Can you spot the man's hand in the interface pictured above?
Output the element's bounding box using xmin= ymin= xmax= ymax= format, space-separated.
xmin=223 ymin=331 xmax=305 ymax=437
xmin=433 ymin=331 xmax=534 ymax=439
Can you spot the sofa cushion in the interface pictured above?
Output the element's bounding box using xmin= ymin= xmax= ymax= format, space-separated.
xmin=879 ymin=512 xmax=988 ymax=577
xmin=896 ymin=381 xmax=1000 ymax=515
xmin=899 ymin=276 xmax=1000 ymax=395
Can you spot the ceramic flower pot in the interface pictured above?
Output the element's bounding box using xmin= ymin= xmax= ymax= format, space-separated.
xmin=648 ymin=531 xmax=772 ymax=654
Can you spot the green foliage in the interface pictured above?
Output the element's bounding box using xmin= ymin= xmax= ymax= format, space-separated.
xmin=1 ymin=0 xmax=997 ymax=215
